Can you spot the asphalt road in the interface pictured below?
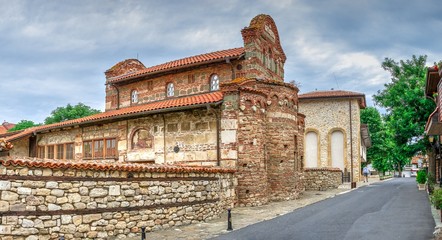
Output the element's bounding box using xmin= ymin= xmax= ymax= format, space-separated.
xmin=213 ymin=178 xmax=435 ymax=240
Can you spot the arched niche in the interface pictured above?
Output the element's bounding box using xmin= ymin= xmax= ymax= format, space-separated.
xmin=131 ymin=128 xmax=154 ymax=150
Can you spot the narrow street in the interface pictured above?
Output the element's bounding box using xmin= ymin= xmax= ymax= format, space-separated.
xmin=214 ymin=178 xmax=435 ymax=240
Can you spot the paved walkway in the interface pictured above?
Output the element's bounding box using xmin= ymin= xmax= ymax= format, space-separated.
xmin=124 ymin=177 xmax=383 ymax=240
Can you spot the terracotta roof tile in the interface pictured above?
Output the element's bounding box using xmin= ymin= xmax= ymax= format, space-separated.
xmin=299 ymin=90 xmax=364 ymax=99
xmin=0 ymin=158 xmax=236 ymax=174
xmin=304 ymin=167 xmax=342 ymax=172
xmin=6 ymin=92 xmax=223 ymax=142
xmin=299 ymin=90 xmax=366 ymax=108
xmin=0 ymin=126 xmax=7 ymax=135
xmin=0 ymin=122 xmax=15 ymax=134
xmin=108 ymin=47 xmax=245 ymax=84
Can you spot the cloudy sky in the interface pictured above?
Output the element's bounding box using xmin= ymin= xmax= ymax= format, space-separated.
xmin=1 ymin=0 xmax=441 ymax=124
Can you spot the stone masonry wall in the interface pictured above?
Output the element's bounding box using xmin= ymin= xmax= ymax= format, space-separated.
xmin=236 ymin=90 xmax=268 ymax=206
xmin=299 ymin=99 xmax=362 ymax=182
xmin=8 ymin=138 xmax=28 ymax=158
xmin=30 ymin=109 xmax=219 ymax=166
xmin=264 ymin=83 xmax=302 ymax=201
xmin=303 ymin=168 xmax=342 ymax=191
xmin=221 ymin=79 xmax=304 ymax=206
xmin=0 ymin=158 xmax=236 ymax=240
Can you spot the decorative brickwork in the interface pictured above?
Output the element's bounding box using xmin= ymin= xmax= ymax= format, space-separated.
xmin=6 ymin=14 xmax=304 ymax=207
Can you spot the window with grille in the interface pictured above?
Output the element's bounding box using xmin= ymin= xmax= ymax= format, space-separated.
xmin=166 ymin=83 xmax=174 ymax=97
xmin=47 ymin=145 xmax=55 ymax=159
xmin=131 ymin=90 xmax=138 ymax=104
xmin=94 ymin=140 xmax=104 ymax=158
xmin=106 ymin=139 xmax=117 ymax=158
xmin=38 ymin=146 xmax=45 ymax=159
xmin=83 ymin=141 xmax=92 ymax=158
xmin=210 ymin=74 xmax=220 ymax=91
xmin=56 ymin=144 xmax=64 ymax=159
xmin=66 ymin=143 xmax=74 ymax=159
xmin=83 ymin=138 xmax=117 ymax=159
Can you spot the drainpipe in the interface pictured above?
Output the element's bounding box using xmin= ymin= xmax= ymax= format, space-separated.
xmin=162 ymin=115 xmax=167 ymax=163
xmin=349 ymin=99 xmax=355 ymax=188
xmin=207 ymin=104 xmax=221 ymax=166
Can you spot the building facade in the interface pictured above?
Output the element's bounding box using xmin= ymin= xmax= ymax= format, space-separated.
xmin=5 ymin=14 xmax=305 ymax=206
xmin=425 ymin=65 xmax=442 ymax=183
xmin=299 ymin=90 xmax=368 ymax=182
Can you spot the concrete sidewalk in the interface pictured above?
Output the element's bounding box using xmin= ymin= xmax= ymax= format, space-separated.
xmin=123 ymin=177 xmax=382 ymax=240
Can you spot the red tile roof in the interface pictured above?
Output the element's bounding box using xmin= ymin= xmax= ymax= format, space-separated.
xmin=108 ymin=47 xmax=245 ymax=84
xmin=299 ymin=90 xmax=366 ymax=108
xmin=6 ymin=92 xmax=223 ymax=141
xmin=0 ymin=157 xmax=235 ymax=174
xmin=304 ymin=167 xmax=342 ymax=172
xmin=0 ymin=122 xmax=15 ymax=134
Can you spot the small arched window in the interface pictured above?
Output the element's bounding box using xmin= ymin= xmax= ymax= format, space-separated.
xmin=262 ymin=50 xmax=266 ymax=66
xmin=131 ymin=90 xmax=138 ymax=104
xmin=166 ymin=83 xmax=174 ymax=97
xmin=210 ymin=74 xmax=220 ymax=91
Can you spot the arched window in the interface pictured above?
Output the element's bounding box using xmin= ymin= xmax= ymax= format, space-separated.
xmin=267 ymin=49 xmax=272 ymax=69
xmin=305 ymin=131 xmax=319 ymax=168
xmin=262 ymin=50 xmax=266 ymax=66
xmin=331 ymin=130 xmax=345 ymax=170
xmin=210 ymin=74 xmax=220 ymax=91
xmin=131 ymin=90 xmax=138 ymax=103
xmin=166 ymin=83 xmax=174 ymax=97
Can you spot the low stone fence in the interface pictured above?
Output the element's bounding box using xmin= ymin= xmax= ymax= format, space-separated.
xmin=303 ymin=168 xmax=342 ymax=191
xmin=0 ymin=158 xmax=236 ymax=240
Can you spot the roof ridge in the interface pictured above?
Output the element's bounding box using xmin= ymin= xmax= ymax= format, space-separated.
xmin=6 ymin=92 xmax=224 ymax=142
xmin=0 ymin=157 xmax=236 ymax=173
xmin=108 ymin=47 xmax=245 ymax=83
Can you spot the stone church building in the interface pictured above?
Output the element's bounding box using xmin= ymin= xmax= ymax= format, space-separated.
xmin=5 ymin=14 xmax=305 ymax=206
xmin=299 ymin=90 xmax=370 ymax=182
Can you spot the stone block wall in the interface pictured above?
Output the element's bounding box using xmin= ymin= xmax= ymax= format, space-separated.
xmin=0 ymin=158 xmax=236 ymax=240
xmin=299 ymin=99 xmax=362 ymax=181
xmin=303 ymin=168 xmax=342 ymax=191
xmin=30 ymin=108 xmax=219 ymax=166
xmin=221 ymin=79 xmax=304 ymax=206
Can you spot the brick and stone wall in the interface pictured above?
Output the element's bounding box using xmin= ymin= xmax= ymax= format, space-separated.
xmin=303 ymin=168 xmax=342 ymax=191
xmin=105 ymin=62 xmax=235 ymax=111
xmin=221 ymin=78 xmax=304 ymax=206
xmin=30 ymin=109 xmax=219 ymax=166
xmin=0 ymin=158 xmax=236 ymax=240
xmin=7 ymin=14 xmax=306 ymax=208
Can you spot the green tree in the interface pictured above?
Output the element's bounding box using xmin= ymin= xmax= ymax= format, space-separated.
xmin=44 ymin=103 xmax=101 ymax=125
xmin=360 ymin=107 xmax=393 ymax=174
xmin=7 ymin=120 xmax=40 ymax=132
xmin=374 ymin=55 xmax=435 ymax=175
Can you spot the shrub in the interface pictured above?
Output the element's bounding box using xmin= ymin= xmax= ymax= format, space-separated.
xmin=431 ymin=189 xmax=442 ymax=209
xmin=428 ymin=172 xmax=436 ymax=194
xmin=416 ymin=170 xmax=427 ymax=184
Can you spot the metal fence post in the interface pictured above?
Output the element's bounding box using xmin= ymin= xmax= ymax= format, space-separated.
xmin=227 ymin=209 xmax=233 ymax=231
xmin=141 ymin=226 xmax=146 ymax=240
